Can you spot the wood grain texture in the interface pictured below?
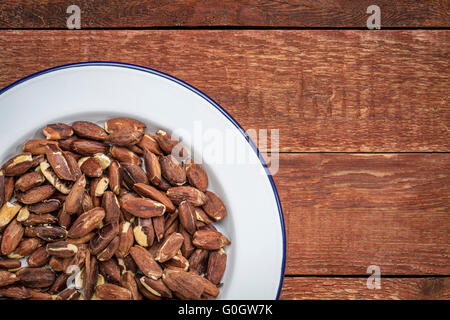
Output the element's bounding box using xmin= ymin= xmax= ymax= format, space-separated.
xmin=0 ymin=30 xmax=448 ymax=152
xmin=275 ymin=153 xmax=450 ymax=275
xmin=281 ymin=277 xmax=450 ymax=300
xmin=0 ymin=0 xmax=449 ymax=28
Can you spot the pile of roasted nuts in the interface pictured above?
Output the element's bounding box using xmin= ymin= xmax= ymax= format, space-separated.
xmin=0 ymin=118 xmax=229 ymax=300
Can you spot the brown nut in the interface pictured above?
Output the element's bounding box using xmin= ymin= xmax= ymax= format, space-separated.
xmin=139 ymin=276 xmax=172 ymax=298
xmin=23 ymin=139 xmax=59 ymax=155
xmin=186 ymin=163 xmax=208 ymax=192
xmin=166 ymin=186 xmax=206 ymax=206
xmin=129 ymin=245 xmax=162 ymax=280
xmin=45 ymin=144 xmax=75 ymax=181
xmin=102 ymin=191 xmax=121 ymax=224
xmin=72 ymin=121 xmax=108 ymax=141
xmin=34 ymin=225 xmax=68 ymax=242
xmin=122 ymin=198 xmax=166 ymax=219
xmin=80 ymin=157 xmax=103 ymax=178
xmin=188 ymin=249 xmax=209 ymax=275
xmin=39 ymin=161 xmax=72 ymax=195
xmin=68 ymin=207 xmax=105 ymax=238
xmin=1 ymin=219 xmax=24 ymax=255
xmin=0 ymin=202 xmax=22 ymax=228
xmin=115 ymin=221 xmax=134 ymax=258
xmin=0 ymin=270 xmax=19 ymax=287
xmin=8 ymin=237 xmax=42 ymax=259
xmin=105 ymin=128 xmax=144 ymax=147
xmin=99 ymin=259 xmax=121 ymax=285
xmin=23 ymin=213 xmax=58 ymax=226
xmin=83 ymin=252 xmax=99 ymax=299
xmin=154 ymin=130 xmax=181 ymax=155
xmin=121 ymin=163 xmax=148 ymax=187
xmin=71 ymin=139 xmax=107 ymax=155
xmin=110 ymin=146 xmax=141 ymax=165
xmin=162 ymin=268 xmax=204 ymax=300
xmin=95 ymin=283 xmax=132 ymax=300
xmin=108 ymin=161 xmax=121 ymax=195
xmin=133 ymin=218 xmax=154 ymax=248
xmin=1 ymin=154 xmax=33 ymax=177
xmin=178 ymin=200 xmax=197 ymax=235
xmin=133 ymin=183 xmax=175 ymax=213
xmin=154 ymin=232 xmax=184 ymax=263
xmin=160 ymin=155 xmax=186 ymax=186
xmin=105 ymin=118 xmax=146 ymax=135
xmin=15 ymin=171 xmax=45 ymax=192
xmin=0 ymin=258 xmax=22 ymax=270
xmin=97 ymin=236 xmax=120 ymax=261
xmin=16 ymin=267 xmax=55 ymax=288
xmin=120 ymin=271 xmax=142 ymax=300
xmin=27 ymin=246 xmax=50 ymax=267
xmin=202 ymin=191 xmax=227 ymax=221
xmin=138 ymin=133 xmax=163 ymax=155
xmin=43 ymin=123 xmax=73 ymax=140
xmin=46 ymin=241 xmax=78 ymax=258
xmin=15 ymin=184 xmax=56 ymax=205
xmin=28 ymin=199 xmax=61 ymax=214
xmin=89 ymin=222 xmax=119 ymax=255
xmin=143 ymin=150 xmax=161 ymax=186
xmin=207 ymin=249 xmax=227 ymax=285
xmin=64 ymin=175 xmax=86 ymax=215
xmin=0 ymin=285 xmax=31 ymax=299
xmin=192 ymin=230 xmax=231 ymax=250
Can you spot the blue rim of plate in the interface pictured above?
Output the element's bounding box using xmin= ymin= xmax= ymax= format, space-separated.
xmin=0 ymin=61 xmax=286 ymax=299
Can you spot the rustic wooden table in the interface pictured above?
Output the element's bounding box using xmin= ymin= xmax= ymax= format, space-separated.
xmin=0 ymin=1 xmax=448 ymax=299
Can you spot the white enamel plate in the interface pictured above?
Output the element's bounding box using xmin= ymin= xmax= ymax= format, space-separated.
xmin=0 ymin=62 xmax=285 ymax=299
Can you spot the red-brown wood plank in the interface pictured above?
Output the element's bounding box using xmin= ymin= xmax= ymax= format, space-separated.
xmin=275 ymin=153 xmax=450 ymax=275
xmin=0 ymin=30 xmax=448 ymax=152
xmin=281 ymin=277 xmax=450 ymax=300
xmin=0 ymin=0 xmax=448 ymax=28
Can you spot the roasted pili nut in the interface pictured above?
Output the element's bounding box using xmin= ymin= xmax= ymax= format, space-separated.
xmin=15 ymin=184 xmax=56 ymax=205
xmin=0 ymin=285 xmax=31 ymax=299
xmin=67 ymin=207 xmax=105 ymax=238
xmin=83 ymin=251 xmax=99 ymax=300
xmin=133 ymin=217 xmax=154 ymax=248
xmin=66 ymin=232 xmax=95 ymax=245
xmin=16 ymin=205 xmax=30 ymax=223
xmin=129 ymin=245 xmax=162 ymax=280
xmin=95 ymin=283 xmax=132 ymax=300
xmin=47 ymin=273 xmax=70 ymax=294
xmin=39 ymin=161 xmax=72 ymax=195
xmin=64 ymin=151 xmax=82 ymax=180
xmin=138 ymin=132 xmax=162 ymax=155
xmin=46 ymin=241 xmax=78 ymax=258
xmin=164 ymin=253 xmax=189 ymax=271
xmin=166 ymin=186 xmax=206 ymax=206
xmin=139 ymin=276 xmax=172 ymax=298
xmin=102 ymin=191 xmax=121 ymax=224
xmin=89 ymin=222 xmax=119 ymax=255
xmin=1 ymin=219 xmax=24 ymax=255
xmin=105 ymin=128 xmax=144 ymax=147
xmin=8 ymin=237 xmax=42 ymax=259
xmin=0 ymin=202 xmax=22 ymax=228
xmin=64 ymin=175 xmax=86 ymax=215
xmin=82 ymin=191 xmax=94 ymax=212
xmin=118 ymin=255 xmax=138 ymax=275
xmin=23 ymin=213 xmax=58 ymax=226
xmin=45 ymin=144 xmax=76 ymax=181
xmin=188 ymin=249 xmax=209 ymax=275
xmin=133 ymin=183 xmax=175 ymax=213
xmin=159 ymin=155 xmax=186 ymax=186
xmin=1 ymin=153 xmax=33 ymax=177
xmin=30 ymin=154 xmax=45 ymax=167
xmin=193 ymin=273 xmax=220 ymax=299
xmin=153 ymin=215 xmax=165 ymax=243
xmin=71 ymin=139 xmax=107 ymax=156
xmin=154 ymin=232 xmax=184 ymax=263
xmin=23 ymin=139 xmax=59 ymax=155
xmin=58 ymin=136 xmax=77 ymax=151
xmin=108 ymin=161 xmax=121 ymax=195
xmin=178 ymin=200 xmax=197 ymax=235
xmin=105 ymin=118 xmax=146 ymax=135
xmin=72 ymin=121 xmax=108 ymax=141
xmin=29 ymin=288 xmax=61 ymax=300
xmin=58 ymin=288 xmax=81 ymax=300
xmin=186 ymin=163 xmax=208 ymax=192
xmin=202 ymin=191 xmax=227 ymax=221
xmin=43 ymin=123 xmax=73 ymax=140
xmin=121 ymin=163 xmax=148 ymax=187
xmin=122 ymin=197 xmax=166 ymax=219
xmin=110 ymin=146 xmax=142 ymax=165
xmin=0 ymin=270 xmax=19 ymax=287
xmin=80 ymin=157 xmax=103 ymax=178
xmin=16 ymin=267 xmax=56 ymax=288
xmin=27 ymin=246 xmax=50 ymax=268
xmin=154 ymin=130 xmax=181 ymax=155
xmin=14 ymin=171 xmax=45 ymax=192
xmin=120 ymin=271 xmax=142 ymax=300
xmin=207 ymin=249 xmax=227 ymax=285
xmin=34 ymin=225 xmax=68 ymax=242
xmin=93 ymin=176 xmax=109 ymax=197
xmin=179 ymin=225 xmax=195 ymax=259
xmin=4 ymin=177 xmax=15 ymax=203
xmin=143 ymin=150 xmax=161 ymax=186
xmin=99 ymin=259 xmax=121 ymax=285
xmin=192 ymin=229 xmax=231 ymax=250
xmin=115 ymin=221 xmax=134 ymax=258
xmin=162 ymin=268 xmax=204 ymax=300
xmin=0 ymin=258 xmax=22 ymax=270
xmin=28 ymin=199 xmax=61 ymax=214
